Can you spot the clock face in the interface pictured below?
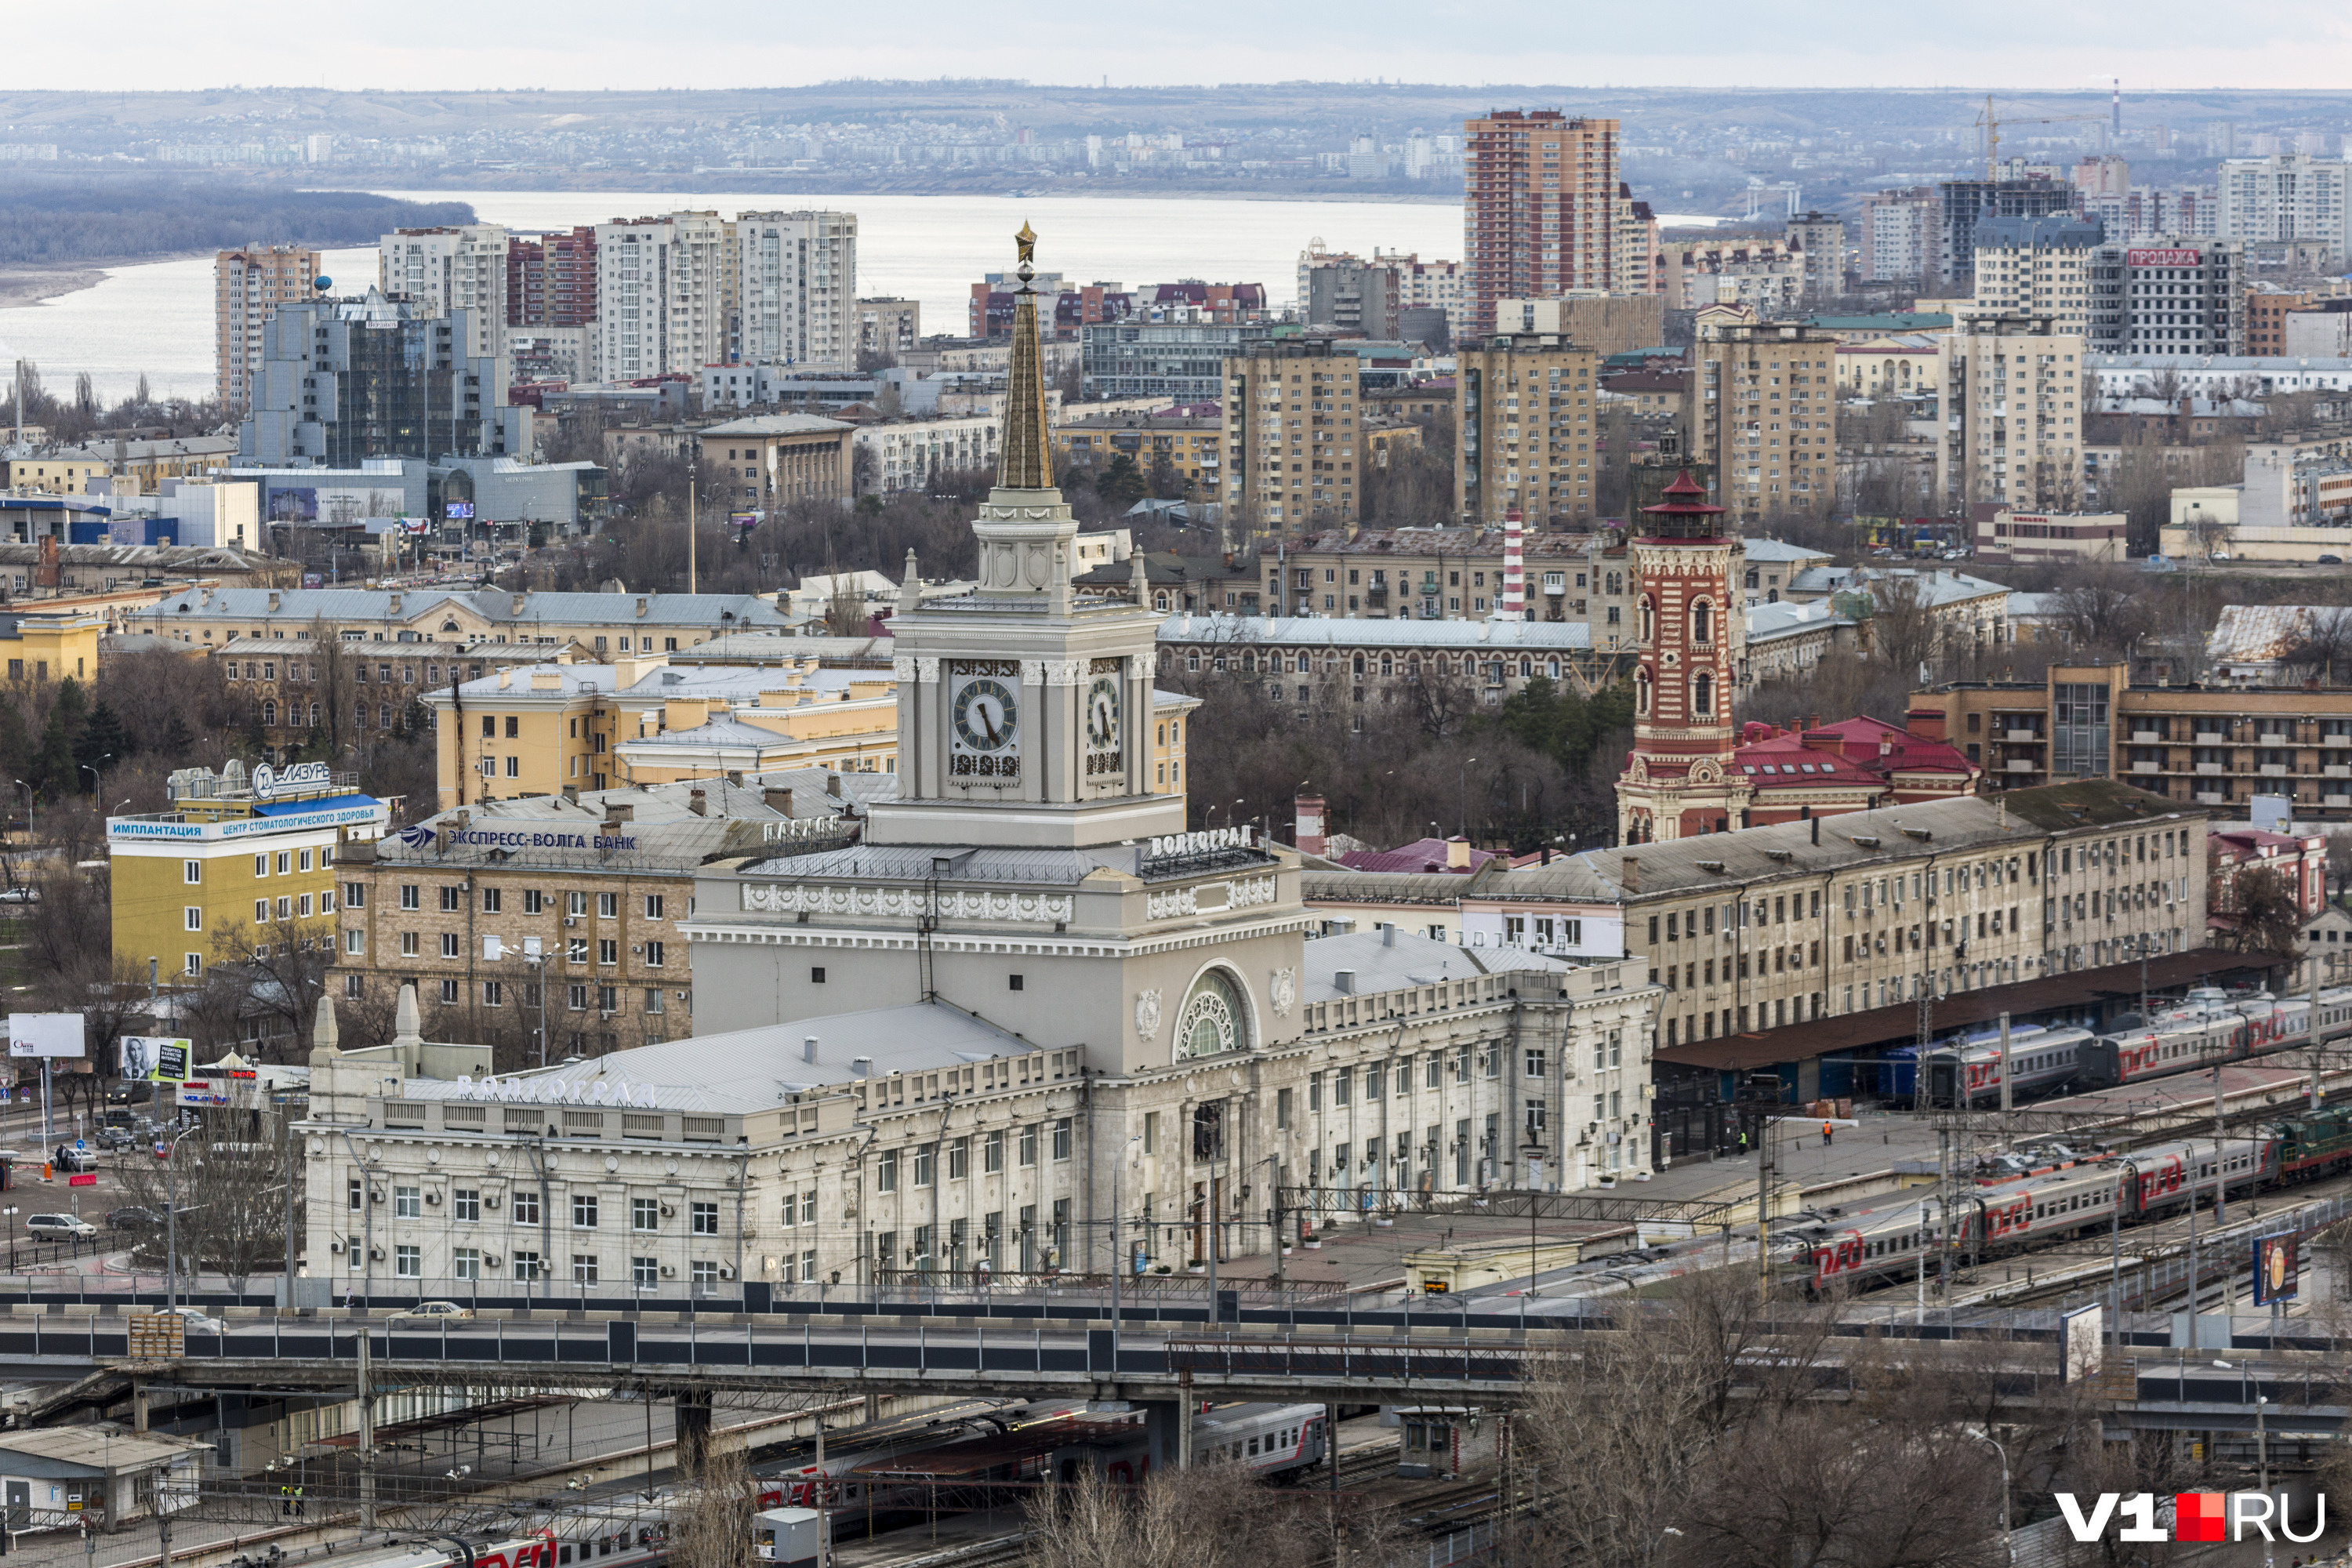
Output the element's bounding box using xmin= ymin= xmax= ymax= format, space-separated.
xmin=1085 ymin=676 xmax=1121 ymax=750
xmin=953 ymin=677 xmax=1019 ymax=754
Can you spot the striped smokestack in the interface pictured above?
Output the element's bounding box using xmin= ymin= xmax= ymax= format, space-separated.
xmin=1501 ymin=506 xmax=1526 ymax=621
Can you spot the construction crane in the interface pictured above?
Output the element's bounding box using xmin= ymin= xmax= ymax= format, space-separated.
xmin=1974 ymin=96 xmax=2108 ymax=180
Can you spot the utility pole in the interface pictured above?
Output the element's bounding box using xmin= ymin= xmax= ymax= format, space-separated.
xmin=2213 ymin=1065 xmax=2227 ymax=1227
xmin=1755 ymin=1111 xmax=1774 ymax=1301
xmin=687 ymin=472 xmax=698 ymax=595
xmin=1997 ymin=1011 xmax=2013 ymax=1151
xmin=356 ymin=1323 xmax=376 ymax=1530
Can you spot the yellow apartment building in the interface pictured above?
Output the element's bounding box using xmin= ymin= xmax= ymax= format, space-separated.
xmin=0 ymin=454 xmax=107 ymax=495
xmin=421 ymin=655 xmax=898 ymax=811
xmin=0 ymin=612 xmax=103 ymax=684
xmin=422 ymin=652 xmax=1203 ymax=815
xmin=108 ymin=761 xmax=389 ymax=980
xmin=1054 ymin=412 xmax=1225 ymax=497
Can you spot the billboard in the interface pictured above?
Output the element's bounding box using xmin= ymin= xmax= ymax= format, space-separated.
xmin=446 ymin=501 xmax=475 ymax=521
xmin=2128 ymin=248 xmax=2201 ymax=267
xmin=119 ymin=1036 xmax=190 ymax=1079
xmin=7 ymin=1014 xmax=82 ymax=1058
xmin=2253 ymin=1235 xmax=2300 ymax=1305
xmin=267 ymin=485 xmax=319 ymax=524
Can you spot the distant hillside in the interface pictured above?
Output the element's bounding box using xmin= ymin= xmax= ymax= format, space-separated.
xmin=0 ymin=179 xmax=475 ymax=267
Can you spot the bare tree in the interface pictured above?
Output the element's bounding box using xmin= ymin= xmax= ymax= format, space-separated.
xmin=668 ymin=1436 xmax=760 ymax=1568
xmin=114 ymin=1110 xmax=298 ymax=1294
xmin=1862 ymin=574 xmax=1940 ymax=684
xmin=2049 ymin=561 xmax=2157 ymax=659
xmin=1018 ymin=1457 xmax=1341 ymax=1568
xmin=2278 ymin=607 xmax=2352 ymax=688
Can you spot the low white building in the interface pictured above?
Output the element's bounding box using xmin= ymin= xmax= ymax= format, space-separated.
xmin=851 ymin=414 xmax=1002 ymax=495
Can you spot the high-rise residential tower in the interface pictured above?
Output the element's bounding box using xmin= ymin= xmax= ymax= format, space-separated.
xmin=1463 ymin=111 xmax=1620 ymax=336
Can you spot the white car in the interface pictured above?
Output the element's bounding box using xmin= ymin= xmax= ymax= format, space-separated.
xmin=392 ymin=1301 xmax=475 ymax=1321
xmin=24 ymin=1214 xmax=96 ymax=1241
xmin=163 ymin=1305 xmax=225 ymax=1334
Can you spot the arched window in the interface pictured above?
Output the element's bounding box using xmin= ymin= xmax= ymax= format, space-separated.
xmin=1635 ymin=669 xmax=1652 ymax=717
xmin=1352 ymin=653 xmax=1366 ymax=677
xmin=1519 ymin=657 xmax=1532 ymax=677
xmin=1693 ymin=599 xmax=1713 ymax=644
xmin=1380 ymin=655 xmax=1393 ymax=677
xmin=1406 ymin=656 xmax=1421 ymax=678
xmin=1640 ymin=597 xmax=1656 ymax=642
xmin=1693 ymin=672 xmax=1714 ymax=717
xmin=262 ymin=699 xmax=277 ymax=727
xmin=1546 ymin=659 xmax=1561 ymax=680
xmin=1154 ymin=591 xmax=1171 ymax=612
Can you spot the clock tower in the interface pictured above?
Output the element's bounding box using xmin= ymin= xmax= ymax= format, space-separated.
xmin=867 ymin=226 xmax=1183 ymax=851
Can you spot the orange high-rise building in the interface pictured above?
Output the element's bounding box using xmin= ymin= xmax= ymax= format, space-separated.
xmin=214 ymin=245 xmax=319 ymax=412
xmin=1463 ymin=111 xmax=1619 ymax=338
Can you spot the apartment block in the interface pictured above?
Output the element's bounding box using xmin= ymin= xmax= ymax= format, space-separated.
xmin=1456 ymin=332 xmax=1603 ymax=528
xmin=1936 ymin=314 xmax=2085 ymax=513
xmin=1300 ymin=251 xmax=1400 ymax=339
xmin=1221 ymin=339 xmax=1362 ymax=532
xmin=1381 ymin=252 xmax=1468 ymax=343
xmin=1657 ymin=236 xmax=1803 ymax=313
xmin=593 ymin=213 xmax=735 ymax=380
xmin=1911 ymin=663 xmax=2352 ymax=820
xmin=736 ymin=211 xmax=858 ymax=372
xmin=2096 ymin=238 xmax=2245 ymax=356
xmin=858 ymin=298 xmax=921 ymax=363
xmin=1970 ymin=216 xmax=2102 ymax=338
xmin=1860 ymin=187 xmax=1936 ymax=284
xmin=1688 ymin=319 xmax=1841 ymax=519
xmin=1615 ymin=186 xmax=1661 ymax=296
xmin=1260 ymin=525 xmax=1610 ymax=625
xmin=379 ymin=225 xmax=510 ymax=366
xmin=1083 ymin=320 xmax=1274 ymax=404
xmin=1463 ymin=111 xmax=1619 ymax=336
xmin=507 ymin=226 xmax=597 ymax=330
xmin=2218 ymin=152 xmax=2352 ymax=252
xmin=1784 ymin=211 xmax=1847 ymax=298
xmin=1935 ymin=178 xmax=2074 ymax=285
xmin=215 ymin=245 xmax=318 ymax=412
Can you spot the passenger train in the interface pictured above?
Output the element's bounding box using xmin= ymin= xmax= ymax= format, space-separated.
xmin=753 ymin=1399 xmax=1327 ymax=1523
xmin=1778 ymin=1131 xmax=2281 ymax=1293
xmin=1922 ymin=985 xmax=2352 ymax=1108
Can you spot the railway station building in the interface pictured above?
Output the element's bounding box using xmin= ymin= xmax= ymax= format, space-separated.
xmin=297 ymin=229 xmax=1668 ymax=1301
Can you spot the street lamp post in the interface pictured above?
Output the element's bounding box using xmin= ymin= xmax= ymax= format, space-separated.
xmin=10 ymin=780 xmax=31 ymax=855
xmin=1457 ymin=756 xmax=1479 ymax=840
xmin=78 ymin=758 xmax=109 ymax=808
xmin=1972 ymin=1432 xmax=2014 ymax=1568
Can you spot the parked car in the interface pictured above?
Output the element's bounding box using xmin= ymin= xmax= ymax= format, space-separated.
xmin=392 ymin=1301 xmax=475 ymax=1321
xmin=51 ymin=1146 xmax=97 ymax=1174
xmin=2320 ymin=554 xmax=2345 ymax=565
xmin=162 ymin=1306 xmax=225 ymax=1334
xmin=107 ymin=1207 xmax=163 ymax=1231
xmin=0 ymin=887 xmax=37 ymax=906
xmin=2210 ymin=551 xmax=2234 ymax=562
xmin=24 ymin=1214 xmax=96 ymax=1241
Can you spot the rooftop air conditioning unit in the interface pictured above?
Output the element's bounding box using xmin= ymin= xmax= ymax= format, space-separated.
xmin=718 ymin=1265 xmax=735 ymax=1280
xmin=485 ymin=1194 xmax=501 ymax=1210
xmin=425 ymin=1191 xmax=441 ymax=1205
xmin=484 ymin=1254 xmax=503 ymax=1269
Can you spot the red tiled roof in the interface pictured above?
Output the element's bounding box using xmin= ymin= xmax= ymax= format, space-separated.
xmin=1336 ymin=837 xmax=1501 ymax=876
xmin=1735 ymin=715 xmax=1974 ymax=793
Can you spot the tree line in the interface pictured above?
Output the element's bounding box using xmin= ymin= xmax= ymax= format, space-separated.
xmin=0 ymin=176 xmax=474 ymax=267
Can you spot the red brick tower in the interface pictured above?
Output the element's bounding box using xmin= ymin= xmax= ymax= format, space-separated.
xmin=1617 ymin=470 xmax=1751 ymax=843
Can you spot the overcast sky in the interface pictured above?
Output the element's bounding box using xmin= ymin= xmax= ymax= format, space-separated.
xmin=16 ymin=0 xmax=2347 ymax=93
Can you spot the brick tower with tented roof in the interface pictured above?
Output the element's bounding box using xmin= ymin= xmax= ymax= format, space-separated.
xmin=1616 ymin=470 xmax=1751 ymax=844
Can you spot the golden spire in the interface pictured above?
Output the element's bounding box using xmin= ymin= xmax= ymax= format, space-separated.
xmin=996 ymin=223 xmax=1054 ymax=492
